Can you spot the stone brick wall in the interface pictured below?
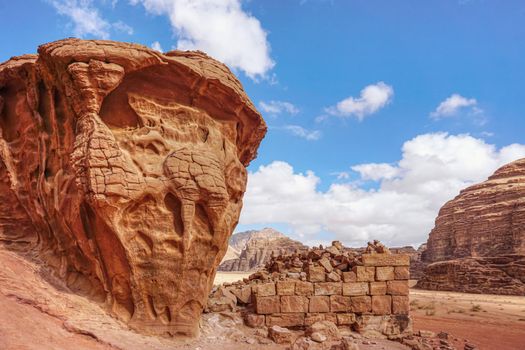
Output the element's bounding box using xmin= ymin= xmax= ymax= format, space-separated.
xmin=245 ymin=253 xmax=410 ymax=330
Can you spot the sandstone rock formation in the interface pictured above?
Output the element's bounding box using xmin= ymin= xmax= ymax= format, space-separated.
xmin=0 ymin=39 xmax=266 ymax=336
xmin=219 ymin=228 xmax=308 ymax=271
xmin=417 ymin=158 xmax=525 ymax=295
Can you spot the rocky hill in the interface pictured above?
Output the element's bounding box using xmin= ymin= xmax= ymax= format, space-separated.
xmin=417 ymin=158 xmax=525 ymax=295
xmin=219 ymin=228 xmax=308 ymax=271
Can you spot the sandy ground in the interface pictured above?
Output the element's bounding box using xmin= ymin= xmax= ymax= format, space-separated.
xmin=410 ymin=288 xmax=525 ymax=350
xmin=214 ymin=271 xmax=251 ymax=285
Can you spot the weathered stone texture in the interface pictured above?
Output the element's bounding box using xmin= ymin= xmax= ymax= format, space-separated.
xmin=0 ymin=39 xmax=266 ymax=337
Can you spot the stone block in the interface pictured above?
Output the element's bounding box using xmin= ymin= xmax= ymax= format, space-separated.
xmin=392 ymin=296 xmax=410 ymax=315
xmin=342 ymin=271 xmax=357 ymax=283
xmin=255 ymin=295 xmax=280 ymax=314
xmin=375 ymin=266 xmax=395 ymax=281
xmin=336 ymin=313 xmax=356 ymax=325
xmin=309 ymin=296 xmax=330 ymax=313
xmin=295 ymin=281 xmax=314 ymax=296
xmin=330 ymin=295 xmax=351 ymax=312
xmin=314 ymin=282 xmax=342 ymax=296
xmin=350 ymin=296 xmax=371 ymax=313
xmin=353 ymin=266 xmax=375 ymax=282
xmin=369 ymin=282 xmax=387 ymax=295
xmin=277 ymin=281 xmax=295 ymax=295
xmin=281 ymin=295 xmax=308 ymax=313
xmin=326 ymin=271 xmax=341 ymax=282
xmin=387 ymin=280 xmax=409 ymax=296
xmin=231 ymin=285 xmax=252 ymax=304
xmin=269 ymin=325 xmax=295 ymax=344
xmin=362 ymin=253 xmax=410 ymax=267
xmin=394 ymin=266 xmax=410 ymax=280
xmin=324 ymin=313 xmax=337 ymax=324
xmin=342 ymin=282 xmax=369 ymax=296
xmin=307 ymin=266 xmax=326 ymax=282
xmin=266 ymin=313 xmax=305 ymax=327
xmin=244 ymin=314 xmax=265 ymax=328
xmin=254 ymin=282 xmax=276 ymax=296
xmin=319 ymin=257 xmax=333 ymax=272
xmin=371 ymin=295 xmax=392 ymax=315
xmin=304 ymin=313 xmax=325 ymax=326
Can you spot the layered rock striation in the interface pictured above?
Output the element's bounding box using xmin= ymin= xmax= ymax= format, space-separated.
xmin=417 ymin=159 xmax=525 ymax=295
xmin=0 ymin=39 xmax=266 ymax=336
xmin=219 ymin=228 xmax=308 ymax=271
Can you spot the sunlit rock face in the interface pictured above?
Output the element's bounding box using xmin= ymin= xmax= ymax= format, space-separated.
xmin=418 ymin=158 xmax=525 ymax=295
xmin=0 ymin=39 xmax=266 ymax=336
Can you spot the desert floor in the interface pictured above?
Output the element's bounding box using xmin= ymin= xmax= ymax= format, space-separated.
xmin=410 ymin=289 xmax=525 ymax=350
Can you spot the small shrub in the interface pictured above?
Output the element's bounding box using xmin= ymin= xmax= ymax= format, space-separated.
xmin=470 ymin=304 xmax=482 ymax=312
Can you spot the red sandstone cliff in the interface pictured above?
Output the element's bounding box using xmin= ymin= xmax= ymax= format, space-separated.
xmin=417 ymin=158 xmax=525 ymax=295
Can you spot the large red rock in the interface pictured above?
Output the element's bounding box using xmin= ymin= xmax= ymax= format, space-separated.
xmin=417 ymin=159 xmax=525 ymax=295
xmin=0 ymin=39 xmax=266 ymax=336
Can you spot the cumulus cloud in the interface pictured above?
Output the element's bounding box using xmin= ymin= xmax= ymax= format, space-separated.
xmin=50 ymin=0 xmax=111 ymax=38
xmin=50 ymin=0 xmax=133 ymax=39
xmin=259 ymin=100 xmax=299 ymax=116
xmin=131 ymin=0 xmax=274 ymax=79
xmin=430 ymin=93 xmax=482 ymax=120
xmin=151 ymin=41 xmax=164 ymax=52
xmin=239 ymin=133 xmax=525 ymax=247
xmin=325 ymin=82 xmax=394 ymax=120
xmin=283 ymin=125 xmax=321 ymax=141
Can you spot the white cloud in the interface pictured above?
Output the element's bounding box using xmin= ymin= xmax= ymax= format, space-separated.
xmin=151 ymin=41 xmax=163 ymax=52
xmin=283 ymin=125 xmax=321 ymax=141
xmin=430 ymin=93 xmax=482 ymax=119
xmin=50 ymin=0 xmax=133 ymax=39
xmin=259 ymin=100 xmax=299 ymax=116
xmin=351 ymin=163 xmax=399 ymax=181
xmin=325 ymin=82 xmax=394 ymax=120
xmin=50 ymin=0 xmax=111 ymax=39
xmin=112 ymin=20 xmax=134 ymax=35
xmin=240 ymin=133 xmax=525 ymax=247
xmin=131 ymin=0 xmax=274 ymax=79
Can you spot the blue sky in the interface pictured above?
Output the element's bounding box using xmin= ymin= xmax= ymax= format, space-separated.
xmin=1 ymin=0 xmax=525 ymax=247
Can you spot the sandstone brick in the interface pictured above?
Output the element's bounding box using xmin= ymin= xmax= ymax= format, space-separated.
xmin=244 ymin=314 xmax=265 ymax=328
xmin=255 ymin=296 xmax=280 ymax=314
xmin=394 ymin=266 xmax=410 ymax=280
xmin=342 ymin=271 xmax=357 ymax=283
xmin=304 ymin=313 xmax=325 ymax=326
xmin=387 ymin=280 xmax=409 ymax=295
xmin=276 ymin=281 xmax=295 ymax=295
xmin=369 ymin=282 xmax=387 ymax=295
xmin=350 ymin=296 xmax=371 ymax=313
xmin=319 ymin=257 xmax=333 ymax=272
xmin=307 ymin=266 xmax=326 ymax=282
xmin=375 ymin=266 xmax=395 ymax=281
xmin=326 ymin=271 xmax=341 ymax=282
xmin=353 ymin=266 xmax=375 ymax=282
xmin=314 ymin=282 xmax=342 ymax=296
xmin=266 ymin=313 xmax=305 ymax=327
xmin=254 ymin=282 xmax=276 ymax=296
xmin=295 ymin=281 xmax=314 ymax=296
xmin=342 ymin=282 xmax=369 ymax=296
xmin=362 ymin=253 xmax=410 ymax=267
xmin=231 ymin=285 xmax=252 ymax=304
xmin=309 ymin=296 xmax=330 ymax=313
xmin=269 ymin=325 xmax=295 ymax=344
xmin=336 ymin=313 xmax=356 ymax=326
xmin=324 ymin=313 xmax=337 ymax=324
xmin=392 ymin=296 xmax=410 ymax=315
xmin=330 ymin=295 xmax=351 ymax=312
xmin=281 ymin=295 xmax=308 ymax=313
xmin=372 ymin=295 xmax=392 ymax=315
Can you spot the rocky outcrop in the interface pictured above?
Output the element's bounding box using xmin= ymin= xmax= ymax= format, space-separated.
xmin=0 ymin=39 xmax=266 ymax=336
xmin=218 ymin=228 xmax=308 ymax=271
xmin=417 ymin=159 xmax=525 ymax=295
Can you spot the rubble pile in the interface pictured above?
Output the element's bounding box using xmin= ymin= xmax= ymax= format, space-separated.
xmin=208 ymin=240 xmax=413 ymax=345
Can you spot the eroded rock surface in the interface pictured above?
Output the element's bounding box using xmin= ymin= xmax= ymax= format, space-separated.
xmin=0 ymin=39 xmax=266 ymax=336
xmin=417 ymin=159 xmax=525 ymax=295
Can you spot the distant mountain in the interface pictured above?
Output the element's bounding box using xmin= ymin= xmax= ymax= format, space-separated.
xmin=219 ymin=228 xmax=307 ymax=271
